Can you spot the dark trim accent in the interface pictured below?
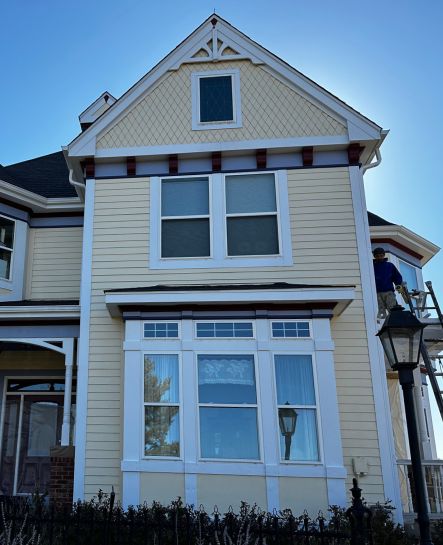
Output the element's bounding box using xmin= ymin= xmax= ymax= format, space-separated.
xmin=0 ymin=319 xmax=80 ymax=325
xmin=302 ymin=146 xmax=314 ymax=166
xmin=212 ymin=152 xmax=222 ymax=172
xmin=80 ymin=122 xmax=93 ymax=132
xmin=0 ymin=197 xmax=32 ymax=214
xmin=105 ymin=281 xmax=354 ymax=294
xmin=31 ymin=212 xmax=84 ymax=219
xmin=347 ymin=143 xmax=364 ymax=166
xmin=169 ymin=154 xmax=178 ymax=175
xmin=0 ymin=299 xmax=79 ymax=307
xmin=84 ymin=158 xmax=95 ymax=179
xmin=256 ymin=149 xmax=267 ymax=169
xmin=93 ymin=163 xmax=352 ymax=181
xmin=211 ymin=17 xmax=218 ymax=27
xmin=371 ymin=238 xmax=423 ymax=260
xmin=121 ymin=304 xmax=335 ymax=320
xmin=127 ymin=156 xmax=136 ymax=176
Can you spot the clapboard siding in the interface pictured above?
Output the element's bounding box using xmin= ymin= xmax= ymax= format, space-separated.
xmin=26 ymin=227 xmax=82 ymax=299
xmin=84 ymin=167 xmax=384 ymax=503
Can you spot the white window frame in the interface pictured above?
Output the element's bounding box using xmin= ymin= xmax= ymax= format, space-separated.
xmin=143 ymin=321 xmax=181 ymax=339
xmin=142 ymin=351 xmax=183 ymax=460
xmin=191 ymin=69 xmax=242 ymax=130
xmin=270 ymin=320 xmax=312 ymax=339
xmin=398 ymin=259 xmax=420 ymax=291
xmin=195 ymin=350 xmax=262 ymax=462
xmin=194 ymin=320 xmax=255 ymax=339
xmin=0 ymin=214 xmax=15 ymax=282
xmin=149 ymin=171 xmax=293 ymax=269
xmin=272 ymin=351 xmax=322 ymax=464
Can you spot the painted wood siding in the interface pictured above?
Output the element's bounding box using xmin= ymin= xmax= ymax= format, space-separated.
xmin=86 ymin=167 xmax=384 ymax=502
xmin=26 ymin=227 xmax=82 ymax=300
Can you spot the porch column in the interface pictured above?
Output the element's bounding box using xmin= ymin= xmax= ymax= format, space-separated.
xmin=61 ymin=338 xmax=75 ymax=446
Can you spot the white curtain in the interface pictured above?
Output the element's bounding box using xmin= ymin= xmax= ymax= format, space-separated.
xmin=144 ymin=354 xmax=179 ymax=403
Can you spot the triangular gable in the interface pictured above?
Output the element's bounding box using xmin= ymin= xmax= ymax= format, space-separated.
xmin=68 ymin=14 xmax=382 ymax=157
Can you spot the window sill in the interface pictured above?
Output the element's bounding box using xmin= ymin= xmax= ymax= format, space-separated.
xmin=192 ymin=120 xmax=242 ymax=131
xmin=149 ymin=255 xmax=293 ymax=270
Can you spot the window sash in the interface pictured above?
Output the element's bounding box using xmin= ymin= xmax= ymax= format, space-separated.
xmin=198 ymin=75 xmax=234 ymax=123
xmin=143 ymin=322 xmax=180 ymax=339
xmin=195 ymin=321 xmax=254 ymax=339
xmin=271 ymin=321 xmax=311 ymax=339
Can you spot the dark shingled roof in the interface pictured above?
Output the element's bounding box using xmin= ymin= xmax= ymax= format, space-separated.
xmin=367 ymin=211 xmax=394 ymax=227
xmin=0 ymin=152 xmax=77 ymax=198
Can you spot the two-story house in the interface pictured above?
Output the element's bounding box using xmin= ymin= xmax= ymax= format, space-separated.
xmin=0 ymin=14 xmax=441 ymax=521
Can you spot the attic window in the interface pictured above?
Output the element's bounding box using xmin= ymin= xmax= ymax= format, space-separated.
xmin=192 ymin=69 xmax=242 ymax=130
xmin=0 ymin=215 xmax=14 ymax=280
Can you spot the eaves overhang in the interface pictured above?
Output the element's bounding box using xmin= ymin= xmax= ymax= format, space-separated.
xmin=370 ymin=225 xmax=440 ymax=265
xmin=0 ymin=180 xmax=83 ymax=213
xmin=104 ymin=283 xmax=355 ymax=318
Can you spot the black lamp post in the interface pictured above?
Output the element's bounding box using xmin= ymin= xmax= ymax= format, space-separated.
xmin=377 ymin=305 xmax=433 ymax=545
xmin=278 ymin=403 xmax=297 ymax=460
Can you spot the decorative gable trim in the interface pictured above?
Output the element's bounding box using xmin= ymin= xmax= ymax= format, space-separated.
xmin=68 ymin=14 xmax=383 ymax=160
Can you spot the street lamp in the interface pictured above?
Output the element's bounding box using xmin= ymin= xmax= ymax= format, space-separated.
xmin=377 ymin=305 xmax=433 ymax=545
xmin=278 ymin=402 xmax=297 ymax=460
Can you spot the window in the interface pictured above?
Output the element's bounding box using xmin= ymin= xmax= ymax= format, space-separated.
xmin=0 ymin=216 xmax=14 ymax=280
xmin=271 ymin=321 xmax=310 ymax=338
xmin=152 ymin=171 xmax=292 ymax=268
xmin=144 ymin=354 xmax=180 ymax=457
xmin=198 ymin=354 xmax=259 ymax=460
xmin=274 ymin=354 xmax=319 ymax=461
xmin=144 ymin=322 xmax=179 ymax=338
xmin=161 ymin=177 xmax=210 ymax=258
xmin=226 ymin=174 xmax=279 ymax=256
xmin=192 ymin=69 xmax=242 ymax=130
xmin=399 ymin=260 xmax=419 ymax=291
xmin=195 ymin=322 xmax=253 ymax=338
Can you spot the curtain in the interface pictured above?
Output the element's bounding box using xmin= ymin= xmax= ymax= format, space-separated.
xmin=144 ymin=354 xmax=179 ymax=403
xmin=275 ymin=355 xmax=315 ymax=405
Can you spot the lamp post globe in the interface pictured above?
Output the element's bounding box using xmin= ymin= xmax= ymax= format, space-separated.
xmin=376 ymin=305 xmax=432 ymax=545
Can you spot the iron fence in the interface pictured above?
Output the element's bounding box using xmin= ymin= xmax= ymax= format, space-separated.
xmin=0 ymin=479 xmax=372 ymax=545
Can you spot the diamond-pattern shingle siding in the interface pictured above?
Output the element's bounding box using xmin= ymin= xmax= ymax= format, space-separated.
xmin=97 ymin=61 xmax=347 ymax=149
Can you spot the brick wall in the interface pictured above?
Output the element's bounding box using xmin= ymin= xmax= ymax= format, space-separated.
xmin=49 ymin=446 xmax=75 ymax=507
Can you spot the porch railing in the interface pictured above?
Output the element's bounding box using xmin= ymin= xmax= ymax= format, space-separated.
xmin=397 ymin=459 xmax=443 ymax=516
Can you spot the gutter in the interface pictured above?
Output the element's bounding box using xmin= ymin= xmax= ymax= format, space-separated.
xmin=362 ymin=129 xmax=388 ymax=174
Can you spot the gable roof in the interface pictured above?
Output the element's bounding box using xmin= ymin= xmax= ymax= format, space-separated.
xmin=367 ymin=211 xmax=394 ymax=227
xmin=68 ymin=13 xmax=384 ymax=160
xmin=1 ymin=152 xmax=76 ymax=198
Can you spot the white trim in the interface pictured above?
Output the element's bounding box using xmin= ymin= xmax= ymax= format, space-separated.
xmin=106 ymin=287 xmax=355 ymax=318
xmin=79 ymin=92 xmax=116 ymax=124
xmin=92 ymin=135 xmax=350 ymax=159
xmin=0 ymin=216 xmax=27 ymax=301
xmin=349 ymin=166 xmax=403 ymax=522
xmin=191 ymin=69 xmax=242 ymax=130
xmin=68 ymin=15 xmax=382 ymax=159
xmin=0 ymin=180 xmax=83 ymax=214
xmin=61 ymin=338 xmax=74 ymax=446
xmin=122 ymin=472 xmax=140 ymax=509
xmin=73 ymin=179 xmax=95 ymax=501
xmin=0 ymin=306 xmax=80 ymax=320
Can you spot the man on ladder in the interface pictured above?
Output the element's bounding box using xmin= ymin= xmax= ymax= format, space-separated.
xmin=372 ymin=247 xmax=403 ymax=318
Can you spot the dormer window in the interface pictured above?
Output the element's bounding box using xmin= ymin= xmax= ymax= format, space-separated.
xmin=192 ymin=69 xmax=242 ymax=130
xmin=0 ymin=216 xmax=14 ymax=280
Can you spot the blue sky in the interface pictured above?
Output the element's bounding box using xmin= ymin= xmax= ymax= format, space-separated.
xmin=1 ymin=1 xmax=442 ymax=453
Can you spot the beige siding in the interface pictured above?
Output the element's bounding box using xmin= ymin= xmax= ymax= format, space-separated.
xmin=85 ymin=167 xmax=384 ymax=503
xmin=97 ymin=60 xmax=346 ymax=150
xmin=26 ymin=227 xmax=82 ymax=300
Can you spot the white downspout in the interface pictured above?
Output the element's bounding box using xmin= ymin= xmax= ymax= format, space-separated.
xmin=69 ymin=168 xmax=86 ymax=194
xmin=362 ymin=147 xmax=382 ymax=173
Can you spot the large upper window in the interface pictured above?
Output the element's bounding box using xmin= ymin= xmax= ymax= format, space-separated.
xmin=192 ymin=69 xmax=242 ymax=130
xmin=0 ymin=216 xmax=14 ymax=280
xmin=399 ymin=260 xmax=419 ymax=291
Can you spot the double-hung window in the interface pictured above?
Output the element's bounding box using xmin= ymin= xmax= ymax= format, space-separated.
xmin=226 ymin=173 xmax=279 ymax=256
xmin=144 ymin=354 xmax=180 ymax=457
xmin=152 ymin=171 xmax=291 ymax=268
xmin=198 ymin=354 xmax=260 ymax=460
xmin=0 ymin=216 xmax=14 ymax=280
xmin=274 ymin=354 xmax=319 ymax=461
xmin=161 ymin=177 xmax=210 ymax=258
